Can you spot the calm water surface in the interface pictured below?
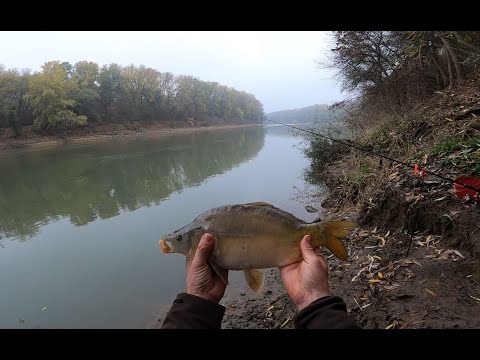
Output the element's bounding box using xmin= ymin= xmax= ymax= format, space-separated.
xmin=0 ymin=125 xmax=322 ymax=328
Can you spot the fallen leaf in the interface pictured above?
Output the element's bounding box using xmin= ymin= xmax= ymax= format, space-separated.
xmin=389 ymin=172 xmax=399 ymax=180
xmin=375 ymin=236 xmax=386 ymax=246
xmin=378 ymin=272 xmax=384 ymax=279
xmin=453 ymin=250 xmax=465 ymax=259
xmin=470 ymin=295 xmax=480 ymax=303
xmin=385 ymin=230 xmax=390 ymax=237
xmin=425 ymin=289 xmax=437 ymax=296
xmin=279 ymin=317 xmax=291 ymax=328
xmin=385 ymin=322 xmax=397 ymax=329
xmin=354 ymin=297 xmax=362 ymax=311
xmin=369 ymin=279 xmax=382 ymax=283
xmin=358 ymin=230 xmax=369 ymax=238
xmin=439 ymin=249 xmax=455 ymax=260
xmin=412 ymin=259 xmax=422 ymax=267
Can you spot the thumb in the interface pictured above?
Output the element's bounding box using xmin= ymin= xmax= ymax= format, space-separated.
xmin=191 ymin=233 xmax=215 ymax=268
xmin=300 ymin=235 xmax=317 ymax=262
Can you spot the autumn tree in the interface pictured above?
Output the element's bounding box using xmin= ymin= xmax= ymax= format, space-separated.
xmin=26 ymin=61 xmax=87 ymax=130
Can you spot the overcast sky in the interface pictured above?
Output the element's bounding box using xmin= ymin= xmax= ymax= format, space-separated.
xmin=0 ymin=31 xmax=345 ymax=113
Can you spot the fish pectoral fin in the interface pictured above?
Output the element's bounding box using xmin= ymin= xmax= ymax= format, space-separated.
xmin=208 ymin=260 xmax=229 ymax=286
xmin=244 ymin=269 xmax=264 ymax=293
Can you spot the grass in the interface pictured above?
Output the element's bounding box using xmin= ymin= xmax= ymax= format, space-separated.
xmin=345 ymin=163 xmax=372 ymax=186
xmin=431 ymin=138 xmax=463 ymax=155
xmin=410 ymin=135 xmax=480 ymax=176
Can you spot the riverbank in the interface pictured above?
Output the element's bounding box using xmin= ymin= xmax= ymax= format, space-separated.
xmin=300 ymin=76 xmax=480 ymax=328
xmin=149 ymin=77 xmax=480 ymax=330
xmin=0 ymin=122 xmax=261 ymax=152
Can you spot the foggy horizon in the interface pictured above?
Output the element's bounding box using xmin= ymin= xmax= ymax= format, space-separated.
xmin=0 ymin=31 xmax=346 ymax=113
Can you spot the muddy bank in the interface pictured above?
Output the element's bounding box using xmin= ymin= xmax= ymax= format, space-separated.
xmin=0 ymin=122 xmax=260 ymax=152
xmin=148 ymin=269 xmax=298 ymax=329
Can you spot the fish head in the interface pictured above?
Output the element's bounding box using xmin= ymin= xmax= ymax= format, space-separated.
xmin=159 ymin=224 xmax=204 ymax=256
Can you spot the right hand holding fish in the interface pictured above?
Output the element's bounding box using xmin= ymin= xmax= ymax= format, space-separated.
xmin=186 ymin=233 xmax=228 ymax=304
xmin=279 ymin=235 xmax=331 ymax=311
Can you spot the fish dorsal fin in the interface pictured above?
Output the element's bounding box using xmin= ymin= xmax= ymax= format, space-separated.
xmin=208 ymin=259 xmax=229 ymax=286
xmin=244 ymin=269 xmax=264 ymax=293
xmin=243 ymin=202 xmax=275 ymax=208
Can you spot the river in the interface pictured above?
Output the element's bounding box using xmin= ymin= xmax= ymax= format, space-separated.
xmin=0 ymin=125 xmax=322 ymax=328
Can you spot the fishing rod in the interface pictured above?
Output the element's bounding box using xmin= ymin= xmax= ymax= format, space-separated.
xmin=266 ymin=119 xmax=480 ymax=194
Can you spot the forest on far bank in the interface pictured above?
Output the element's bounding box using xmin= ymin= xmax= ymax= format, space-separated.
xmin=266 ymin=104 xmax=344 ymax=125
xmin=0 ymin=61 xmax=265 ymax=136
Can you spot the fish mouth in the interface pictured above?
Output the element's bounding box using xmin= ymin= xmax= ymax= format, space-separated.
xmin=159 ymin=239 xmax=172 ymax=253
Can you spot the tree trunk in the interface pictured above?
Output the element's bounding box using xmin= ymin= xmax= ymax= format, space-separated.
xmin=13 ymin=97 xmax=23 ymax=137
xmin=441 ymin=35 xmax=465 ymax=84
xmin=429 ymin=49 xmax=448 ymax=88
xmin=9 ymin=112 xmax=22 ymax=137
xmin=453 ymin=31 xmax=480 ymax=53
xmin=445 ymin=48 xmax=454 ymax=89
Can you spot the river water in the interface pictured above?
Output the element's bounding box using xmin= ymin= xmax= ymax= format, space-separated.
xmin=0 ymin=125 xmax=322 ymax=328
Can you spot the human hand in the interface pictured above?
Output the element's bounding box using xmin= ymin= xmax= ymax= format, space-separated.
xmin=186 ymin=233 xmax=228 ymax=304
xmin=279 ymin=235 xmax=331 ymax=311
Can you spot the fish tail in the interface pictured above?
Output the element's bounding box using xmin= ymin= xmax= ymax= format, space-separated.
xmin=302 ymin=221 xmax=355 ymax=261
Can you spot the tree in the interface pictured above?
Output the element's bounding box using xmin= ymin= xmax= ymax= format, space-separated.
xmin=74 ymin=61 xmax=99 ymax=88
xmin=0 ymin=68 xmax=29 ymax=137
xmin=70 ymin=61 xmax=101 ymax=122
xmin=98 ymin=63 xmax=124 ymax=122
xmin=26 ymin=61 xmax=87 ymax=130
xmin=440 ymin=33 xmax=465 ymax=84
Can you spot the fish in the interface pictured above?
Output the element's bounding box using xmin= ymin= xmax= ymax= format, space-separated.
xmin=159 ymin=202 xmax=355 ymax=293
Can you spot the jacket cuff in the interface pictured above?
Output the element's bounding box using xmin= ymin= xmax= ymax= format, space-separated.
xmin=293 ymin=296 xmax=361 ymax=329
xmin=161 ymin=293 xmax=225 ymax=329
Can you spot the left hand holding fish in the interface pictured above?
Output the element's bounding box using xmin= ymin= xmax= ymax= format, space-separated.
xmin=186 ymin=233 xmax=229 ymax=304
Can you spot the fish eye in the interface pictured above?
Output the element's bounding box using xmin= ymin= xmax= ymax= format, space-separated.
xmin=176 ymin=235 xmax=182 ymax=242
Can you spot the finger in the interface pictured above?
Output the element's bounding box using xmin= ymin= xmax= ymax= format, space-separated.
xmin=312 ymin=247 xmax=329 ymax=275
xmin=191 ymin=233 xmax=215 ymax=268
xmin=299 ymin=235 xmax=317 ymax=262
xmin=315 ymin=249 xmax=328 ymax=266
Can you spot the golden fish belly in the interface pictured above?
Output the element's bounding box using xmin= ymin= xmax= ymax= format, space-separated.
xmin=212 ymin=234 xmax=301 ymax=270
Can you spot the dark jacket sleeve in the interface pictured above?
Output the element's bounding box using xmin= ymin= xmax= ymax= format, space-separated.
xmin=293 ymin=296 xmax=361 ymax=329
xmin=161 ymin=293 xmax=225 ymax=329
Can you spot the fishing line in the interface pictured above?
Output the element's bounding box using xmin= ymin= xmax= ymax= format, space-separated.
xmin=266 ymin=119 xmax=480 ymax=194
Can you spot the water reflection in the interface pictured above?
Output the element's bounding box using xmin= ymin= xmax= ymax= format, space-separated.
xmin=0 ymin=126 xmax=265 ymax=241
